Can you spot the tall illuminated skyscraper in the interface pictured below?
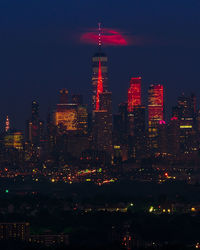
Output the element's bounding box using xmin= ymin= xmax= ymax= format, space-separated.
xmin=173 ymin=93 xmax=197 ymax=154
xmin=148 ymin=84 xmax=164 ymax=122
xmin=128 ymin=77 xmax=141 ymax=112
xmin=92 ymin=23 xmax=108 ymax=110
xmin=148 ymin=84 xmax=164 ymax=152
xmin=91 ymin=24 xmax=112 ymax=156
xmin=54 ymin=89 xmax=88 ymax=134
xmin=127 ymin=77 xmax=145 ymax=159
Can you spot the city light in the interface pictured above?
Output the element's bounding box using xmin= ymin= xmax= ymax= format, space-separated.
xmin=128 ymin=77 xmax=141 ymax=112
xmin=148 ymin=84 xmax=164 ymax=122
xmin=180 ymin=125 xmax=192 ymax=129
xmin=149 ymin=206 xmax=154 ymax=213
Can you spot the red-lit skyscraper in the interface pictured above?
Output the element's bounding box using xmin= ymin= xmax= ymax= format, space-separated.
xmin=128 ymin=77 xmax=141 ymax=112
xmin=148 ymin=84 xmax=164 ymax=122
xmin=92 ymin=24 xmax=113 ymax=157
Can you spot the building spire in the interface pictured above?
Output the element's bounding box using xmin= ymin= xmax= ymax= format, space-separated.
xmin=98 ymin=22 xmax=102 ymax=50
xmin=5 ymin=115 xmax=10 ymax=132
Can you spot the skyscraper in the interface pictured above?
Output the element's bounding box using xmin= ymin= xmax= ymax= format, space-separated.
xmin=148 ymin=84 xmax=164 ymax=122
xmin=91 ymin=24 xmax=112 ymax=156
xmin=26 ymin=101 xmax=44 ymax=147
xmin=128 ymin=77 xmax=141 ymax=112
xmin=148 ymin=84 xmax=164 ymax=153
xmin=4 ymin=131 xmax=24 ymax=150
xmin=173 ymin=93 xmax=197 ymax=155
xmin=52 ymin=90 xmax=89 ymax=158
xmin=54 ymin=90 xmax=78 ymax=132
xmin=128 ymin=106 xmax=146 ymax=159
xmin=54 ymin=89 xmax=88 ymax=134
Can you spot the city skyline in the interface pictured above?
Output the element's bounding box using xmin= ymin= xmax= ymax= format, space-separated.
xmin=1 ymin=2 xmax=200 ymax=250
xmin=1 ymin=0 xmax=200 ymax=129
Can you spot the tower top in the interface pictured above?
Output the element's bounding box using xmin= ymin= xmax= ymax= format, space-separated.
xmin=5 ymin=115 xmax=10 ymax=132
xmin=98 ymin=22 xmax=102 ymax=50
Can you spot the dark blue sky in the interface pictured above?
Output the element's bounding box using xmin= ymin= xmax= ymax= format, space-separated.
xmin=1 ymin=0 xmax=200 ymax=130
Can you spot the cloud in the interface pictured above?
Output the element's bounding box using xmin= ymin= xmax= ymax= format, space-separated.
xmin=80 ymin=28 xmax=130 ymax=46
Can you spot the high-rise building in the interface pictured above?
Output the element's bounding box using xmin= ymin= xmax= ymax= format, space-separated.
xmin=113 ymin=103 xmax=129 ymax=161
xmin=54 ymin=104 xmax=78 ymax=131
xmin=148 ymin=84 xmax=164 ymax=153
xmin=77 ymin=105 xmax=88 ymax=135
xmin=169 ymin=94 xmax=198 ymax=156
xmin=26 ymin=101 xmax=44 ymax=146
xmin=126 ymin=77 xmax=146 ymax=159
xmin=54 ymin=89 xmax=77 ymax=131
xmin=51 ymin=90 xmax=89 ymax=159
xmin=128 ymin=106 xmax=146 ymax=159
xmin=91 ymin=24 xmax=112 ymax=156
xmin=157 ymin=122 xmax=168 ymax=155
xmin=92 ymin=24 xmax=108 ymax=110
xmin=117 ymin=102 xmax=129 ymax=143
xmin=148 ymin=84 xmax=164 ymax=122
xmin=168 ymin=117 xmax=180 ymax=156
xmin=128 ymin=77 xmax=141 ymax=112
xmin=174 ymin=94 xmax=197 ymax=155
xmin=4 ymin=130 xmax=24 ymax=150
xmin=54 ymin=90 xmax=88 ymax=134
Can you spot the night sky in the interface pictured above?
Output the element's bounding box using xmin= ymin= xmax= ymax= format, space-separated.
xmin=1 ymin=0 xmax=200 ymax=130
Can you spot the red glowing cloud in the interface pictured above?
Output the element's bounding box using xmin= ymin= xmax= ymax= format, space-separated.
xmin=80 ymin=28 xmax=129 ymax=46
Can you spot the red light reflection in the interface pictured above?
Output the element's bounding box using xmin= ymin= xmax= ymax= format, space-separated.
xmin=81 ymin=28 xmax=128 ymax=46
xmin=171 ymin=116 xmax=178 ymax=121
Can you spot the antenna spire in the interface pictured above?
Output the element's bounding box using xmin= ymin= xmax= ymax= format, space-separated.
xmin=5 ymin=115 xmax=10 ymax=132
xmin=98 ymin=22 xmax=102 ymax=50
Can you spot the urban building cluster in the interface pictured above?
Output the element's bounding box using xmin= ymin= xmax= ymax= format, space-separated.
xmin=2 ymin=46 xmax=200 ymax=170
